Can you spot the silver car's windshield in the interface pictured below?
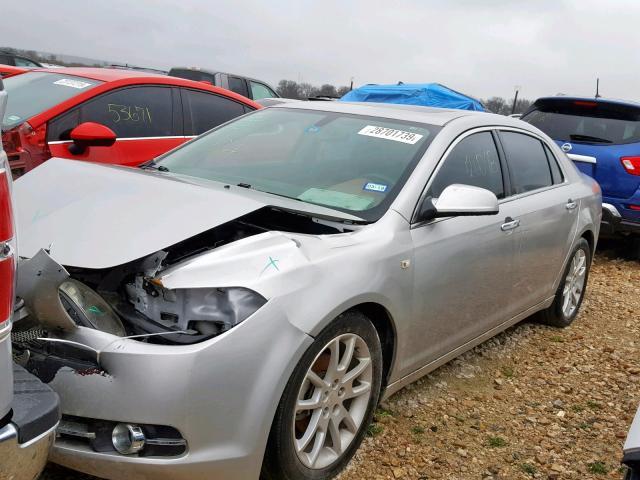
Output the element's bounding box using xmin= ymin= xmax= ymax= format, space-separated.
xmin=2 ymin=72 xmax=102 ymax=130
xmin=157 ymin=108 xmax=440 ymax=221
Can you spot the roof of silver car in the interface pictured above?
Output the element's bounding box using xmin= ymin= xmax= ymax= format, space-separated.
xmin=270 ymin=100 xmax=491 ymax=126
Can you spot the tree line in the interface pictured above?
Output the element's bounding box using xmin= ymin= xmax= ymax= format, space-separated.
xmin=276 ymin=80 xmax=352 ymax=99
xmin=276 ymin=79 xmax=533 ymax=115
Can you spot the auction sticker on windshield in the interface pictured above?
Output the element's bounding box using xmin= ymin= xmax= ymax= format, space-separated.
xmin=358 ymin=125 xmax=424 ymax=144
xmin=53 ymin=79 xmax=93 ymax=89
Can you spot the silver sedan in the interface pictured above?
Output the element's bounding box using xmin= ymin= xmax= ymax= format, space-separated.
xmin=12 ymin=101 xmax=601 ymax=480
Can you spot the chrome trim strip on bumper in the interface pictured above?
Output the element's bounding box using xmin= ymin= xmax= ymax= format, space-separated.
xmin=19 ymin=421 xmax=59 ymax=449
xmin=567 ymin=153 xmax=597 ymax=164
xmin=602 ymin=203 xmax=622 ymax=218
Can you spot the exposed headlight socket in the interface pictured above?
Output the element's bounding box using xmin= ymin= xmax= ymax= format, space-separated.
xmin=112 ymin=423 xmax=145 ymax=455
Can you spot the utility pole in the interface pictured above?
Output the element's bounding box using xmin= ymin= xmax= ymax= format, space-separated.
xmin=595 ymin=78 xmax=601 ymax=98
xmin=350 ymin=77 xmax=354 ymax=91
xmin=511 ymin=85 xmax=521 ymax=115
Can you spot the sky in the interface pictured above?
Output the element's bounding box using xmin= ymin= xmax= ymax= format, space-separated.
xmin=4 ymin=0 xmax=640 ymax=101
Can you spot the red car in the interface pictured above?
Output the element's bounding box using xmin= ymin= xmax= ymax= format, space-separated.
xmin=1 ymin=67 xmax=261 ymax=176
xmin=0 ymin=65 xmax=29 ymax=79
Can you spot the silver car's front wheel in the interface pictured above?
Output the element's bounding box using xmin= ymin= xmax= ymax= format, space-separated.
xmin=262 ymin=311 xmax=382 ymax=480
xmin=293 ymin=333 xmax=373 ymax=469
xmin=562 ymin=248 xmax=587 ymax=318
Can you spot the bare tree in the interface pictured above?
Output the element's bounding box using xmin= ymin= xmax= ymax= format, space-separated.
xmin=336 ymin=86 xmax=351 ymax=97
xmin=276 ymin=80 xmax=302 ymax=99
xmin=317 ymin=84 xmax=338 ymax=97
xmin=484 ymin=97 xmax=510 ymax=115
xmin=513 ymin=98 xmax=532 ymax=114
xmin=299 ymin=82 xmax=318 ymax=100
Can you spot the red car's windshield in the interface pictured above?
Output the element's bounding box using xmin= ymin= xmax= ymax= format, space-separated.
xmin=2 ymin=72 xmax=103 ymax=129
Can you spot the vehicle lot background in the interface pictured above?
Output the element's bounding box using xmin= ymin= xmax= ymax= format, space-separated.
xmin=40 ymin=244 xmax=639 ymax=480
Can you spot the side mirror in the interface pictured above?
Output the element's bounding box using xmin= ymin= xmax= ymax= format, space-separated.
xmin=417 ymin=184 xmax=499 ymax=222
xmin=68 ymin=122 xmax=116 ymax=155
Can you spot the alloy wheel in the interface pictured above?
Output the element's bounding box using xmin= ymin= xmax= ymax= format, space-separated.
xmin=293 ymin=333 xmax=373 ymax=469
xmin=562 ymin=248 xmax=587 ymax=317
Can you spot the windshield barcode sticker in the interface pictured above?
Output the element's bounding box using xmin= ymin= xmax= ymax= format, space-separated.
xmin=53 ymin=79 xmax=93 ymax=89
xmin=358 ymin=125 xmax=423 ymax=144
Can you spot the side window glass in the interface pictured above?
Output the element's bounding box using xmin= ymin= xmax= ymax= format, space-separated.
xmin=228 ymin=77 xmax=249 ymax=97
xmin=14 ymin=57 xmax=39 ymax=67
xmin=428 ymin=132 xmax=504 ymax=199
xmin=47 ymin=108 xmax=80 ymax=141
xmin=500 ymin=131 xmax=553 ymax=194
xmin=182 ymin=89 xmax=246 ymax=135
xmin=544 ymin=144 xmax=564 ymax=184
xmin=250 ymin=81 xmax=276 ymax=100
xmin=78 ymin=86 xmax=173 ymax=138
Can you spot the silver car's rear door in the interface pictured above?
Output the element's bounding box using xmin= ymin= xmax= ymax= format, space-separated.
xmin=497 ymin=130 xmax=580 ymax=312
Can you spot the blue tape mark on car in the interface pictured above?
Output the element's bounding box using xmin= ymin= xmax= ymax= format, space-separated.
xmin=260 ymin=256 xmax=280 ymax=276
xmin=363 ymin=182 xmax=388 ymax=193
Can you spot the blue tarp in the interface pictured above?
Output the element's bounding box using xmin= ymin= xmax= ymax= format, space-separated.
xmin=339 ymin=83 xmax=484 ymax=111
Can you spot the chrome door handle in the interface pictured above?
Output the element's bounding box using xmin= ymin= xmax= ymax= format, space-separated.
xmin=501 ymin=218 xmax=520 ymax=231
xmin=566 ymin=199 xmax=577 ymax=210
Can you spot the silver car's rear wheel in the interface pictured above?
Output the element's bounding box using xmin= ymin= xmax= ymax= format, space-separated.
xmin=293 ymin=333 xmax=373 ymax=469
xmin=537 ymin=237 xmax=591 ymax=328
xmin=561 ymin=248 xmax=587 ymax=318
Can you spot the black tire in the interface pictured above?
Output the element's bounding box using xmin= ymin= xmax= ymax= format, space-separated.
xmin=629 ymin=236 xmax=640 ymax=261
xmin=261 ymin=311 xmax=383 ymax=480
xmin=537 ymin=237 xmax=591 ymax=328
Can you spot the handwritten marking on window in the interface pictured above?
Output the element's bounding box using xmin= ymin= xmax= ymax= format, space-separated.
xmin=107 ymin=104 xmax=152 ymax=124
xmin=464 ymin=149 xmax=500 ymax=178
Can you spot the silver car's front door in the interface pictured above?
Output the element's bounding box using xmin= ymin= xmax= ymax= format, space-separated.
xmin=498 ymin=131 xmax=580 ymax=312
xmin=406 ymin=131 xmax=520 ymax=372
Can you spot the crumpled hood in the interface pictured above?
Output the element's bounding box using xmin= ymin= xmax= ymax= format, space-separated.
xmin=15 ymin=159 xmax=268 ymax=269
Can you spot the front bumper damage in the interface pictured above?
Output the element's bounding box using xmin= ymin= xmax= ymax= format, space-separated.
xmin=14 ymin=251 xmax=313 ymax=480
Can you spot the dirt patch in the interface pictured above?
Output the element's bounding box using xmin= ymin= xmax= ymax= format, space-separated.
xmin=40 ymin=254 xmax=639 ymax=480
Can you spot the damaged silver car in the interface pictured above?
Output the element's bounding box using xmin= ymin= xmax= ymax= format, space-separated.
xmin=12 ymin=102 xmax=601 ymax=480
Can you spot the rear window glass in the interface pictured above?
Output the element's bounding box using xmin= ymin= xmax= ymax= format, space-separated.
xmin=228 ymin=77 xmax=249 ymax=97
xmin=500 ymin=131 xmax=552 ymax=194
xmin=544 ymin=144 xmax=564 ymax=184
xmin=182 ymin=89 xmax=246 ymax=135
xmin=250 ymin=81 xmax=277 ymax=100
xmin=523 ymin=102 xmax=640 ymax=145
xmin=169 ymin=69 xmax=216 ymax=84
xmin=2 ymin=72 xmax=102 ymax=129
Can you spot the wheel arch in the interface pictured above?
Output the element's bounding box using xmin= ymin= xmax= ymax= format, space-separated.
xmin=344 ymin=302 xmax=397 ymax=391
xmin=580 ymin=228 xmax=595 ymax=258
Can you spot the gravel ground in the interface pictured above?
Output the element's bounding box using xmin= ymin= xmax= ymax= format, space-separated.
xmin=41 ymin=249 xmax=639 ymax=480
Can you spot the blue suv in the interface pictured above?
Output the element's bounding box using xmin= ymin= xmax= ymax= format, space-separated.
xmin=522 ymin=97 xmax=640 ymax=256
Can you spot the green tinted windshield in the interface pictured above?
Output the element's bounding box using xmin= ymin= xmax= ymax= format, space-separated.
xmin=157 ymin=108 xmax=440 ymax=221
xmin=2 ymin=72 xmax=102 ymax=129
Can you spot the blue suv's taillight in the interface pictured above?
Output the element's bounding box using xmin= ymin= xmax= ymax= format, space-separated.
xmin=621 ymin=156 xmax=640 ymax=176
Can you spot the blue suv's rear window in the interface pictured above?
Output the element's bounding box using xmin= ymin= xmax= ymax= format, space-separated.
xmin=523 ymin=100 xmax=640 ymax=145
